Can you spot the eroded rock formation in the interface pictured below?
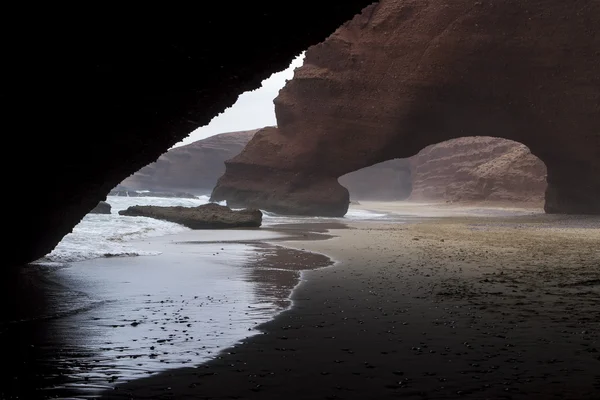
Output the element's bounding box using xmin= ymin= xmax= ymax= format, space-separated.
xmin=119 ymin=203 xmax=262 ymax=229
xmin=120 ymin=128 xmax=413 ymax=201
xmin=119 ymin=130 xmax=259 ymax=195
xmin=89 ymin=201 xmax=111 ymax=215
xmin=409 ymin=137 xmax=547 ymax=204
xmin=212 ymin=0 xmax=600 ymax=216
xmin=6 ymin=2 xmax=375 ymax=265
xmin=117 ymin=127 xmax=547 ymax=204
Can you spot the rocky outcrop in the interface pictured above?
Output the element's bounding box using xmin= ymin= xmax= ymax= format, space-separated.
xmin=7 ymin=2 xmax=374 ymax=265
xmin=109 ymin=189 xmax=198 ymax=199
xmin=409 ymin=137 xmax=547 ymax=204
xmin=118 ymin=128 xmax=547 ymax=204
xmin=119 ymin=130 xmax=259 ymax=194
xmin=120 ymin=128 xmax=413 ymax=201
xmin=212 ymin=0 xmax=600 ymax=216
xmin=89 ymin=201 xmax=111 ymax=214
xmin=119 ymin=203 xmax=262 ymax=229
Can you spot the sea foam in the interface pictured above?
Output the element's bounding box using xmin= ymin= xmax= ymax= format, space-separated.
xmin=34 ymin=194 xmax=391 ymax=265
xmin=35 ymin=195 xmax=217 ymax=265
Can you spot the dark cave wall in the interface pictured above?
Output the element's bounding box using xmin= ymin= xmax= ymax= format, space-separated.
xmin=3 ymin=2 xmax=375 ymax=266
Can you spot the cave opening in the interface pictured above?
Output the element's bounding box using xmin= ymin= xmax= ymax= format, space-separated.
xmin=339 ymin=136 xmax=548 ymax=208
xmin=3 ymin=1 xmax=599 ymax=398
xmin=113 ymin=53 xmax=307 ymax=198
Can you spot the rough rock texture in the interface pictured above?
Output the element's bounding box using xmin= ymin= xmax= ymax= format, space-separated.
xmin=119 ymin=130 xmax=259 ymax=195
xmin=409 ymin=137 xmax=547 ymax=203
xmin=212 ymin=0 xmax=600 ymax=217
xmin=5 ymin=2 xmax=374 ymax=265
xmin=122 ymin=127 xmax=413 ymax=201
xmin=117 ymin=129 xmax=546 ymax=204
xmin=119 ymin=203 xmax=262 ymax=229
xmin=89 ymin=201 xmax=111 ymax=215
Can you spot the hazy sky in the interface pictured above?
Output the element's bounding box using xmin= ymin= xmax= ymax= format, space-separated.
xmin=172 ymin=53 xmax=305 ymax=148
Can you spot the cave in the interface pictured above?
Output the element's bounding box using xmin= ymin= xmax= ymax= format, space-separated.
xmin=2 ymin=2 xmax=598 ymax=399
xmin=5 ymin=2 xmax=375 ymax=266
xmin=211 ymin=0 xmax=600 ymax=217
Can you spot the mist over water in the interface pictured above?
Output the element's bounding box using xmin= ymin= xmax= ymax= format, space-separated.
xmin=35 ymin=195 xmax=215 ymax=266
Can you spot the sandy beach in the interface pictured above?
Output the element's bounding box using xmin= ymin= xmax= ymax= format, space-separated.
xmin=101 ymin=201 xmax=600 ymax=399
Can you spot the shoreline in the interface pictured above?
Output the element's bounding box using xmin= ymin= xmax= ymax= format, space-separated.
xmin=2 ymin=223 xmax=345 ymax=400
xmin=104 ymin=203 xmax=600 ymax=399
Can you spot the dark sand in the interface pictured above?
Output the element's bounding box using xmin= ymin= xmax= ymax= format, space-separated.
xmin=103 ymin=203 xmax=600 ymax=400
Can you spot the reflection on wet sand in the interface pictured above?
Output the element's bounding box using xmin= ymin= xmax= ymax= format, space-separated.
xmin=1 ymin=227 xmax=336 ymax=399
xmin=243 ymin=244 xmax=334 ymax=310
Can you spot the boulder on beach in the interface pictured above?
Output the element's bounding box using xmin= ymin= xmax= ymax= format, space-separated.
xmin=118 ymin=203 xmax=262 ymax=229
xmin=89 ymin=201 xmax=111 ymax=214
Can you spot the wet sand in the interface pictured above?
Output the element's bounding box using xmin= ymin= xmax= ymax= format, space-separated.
xmin=1 ymin=227 xmax=334 ymax=399
xmin=105 ymin=203 xmax=600 ymax=399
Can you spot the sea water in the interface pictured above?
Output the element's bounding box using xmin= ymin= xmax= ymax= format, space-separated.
xmin=36 ymin=195 xmax=393 ymax=266
xmin=2 ymin=194 xmax=392 ymax=398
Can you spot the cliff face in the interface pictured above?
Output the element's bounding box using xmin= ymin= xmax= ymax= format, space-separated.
xmin=409 ymin=137 xmax=547 ymax=204
xmin=211 ymin=0 xmax=600 ymax=216
xmin=120 ymin=129 xmax=413 ymax=201
xmin=120 ymin=128 xmax=547 ymax=203
xmin=5 ymin=2 xmax=375 ymax=265
xmin=120 ymin=130 xmax=259 ymax=194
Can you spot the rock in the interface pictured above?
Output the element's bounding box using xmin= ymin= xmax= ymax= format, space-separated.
xmin=408 ymin=137 xmax=547 ymax=204
xmin=138 ymin=131 xmax=546 ymax=206
xmin=118 ymin=203 xmax=262 ymax=229
xmin=134 ymin=129 xmax=546 ymax=205
xmin=89 ymin=201 xmax=111 ymax=214
xmin=118 ymin=128 xmax=414 ymax=202
xmin=211 ymin=0 xmax=600 ymax=217
xmin=118 ymin=129 xmax=259 ymax=194
xmin=8 ymin=3 xmax=373 ymax=266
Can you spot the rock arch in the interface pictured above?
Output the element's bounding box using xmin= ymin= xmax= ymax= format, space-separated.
xmin=407 ymin=136 xmax=547 ymax=204
xmin=211 ymin=0 xmax=600 ymax=216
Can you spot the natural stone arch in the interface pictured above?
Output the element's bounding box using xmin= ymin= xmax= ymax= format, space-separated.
xmin=335 ymin=136 xmax=547 ymax=205
xmin=212 ymin=0 xmax=600 ymax=216
xmin=407 ymin=136 xmax=547 ymax=204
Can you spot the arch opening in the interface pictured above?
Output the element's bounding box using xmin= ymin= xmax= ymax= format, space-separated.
xmin=339 ymin=136 xmax=548 ymax=209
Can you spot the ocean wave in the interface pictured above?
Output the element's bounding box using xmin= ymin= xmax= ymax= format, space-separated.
xmin=344 ymin=208 xmax=389 ymax=219
xmin=36 ymin=195 xmax=392 ymax=266
xmin=261 ymin=207 xmax=393 ymax=225
xmin=34 ymin=246 xmax=163 ymax=265
xmin=35 ymin=195 xmax=214 ymax=265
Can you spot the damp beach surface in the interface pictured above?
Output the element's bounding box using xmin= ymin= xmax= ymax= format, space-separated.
xmin=1 ymin=227 xmax=334 ymax=399
xmin=102 ymin=202 xmax=600 ymax=400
